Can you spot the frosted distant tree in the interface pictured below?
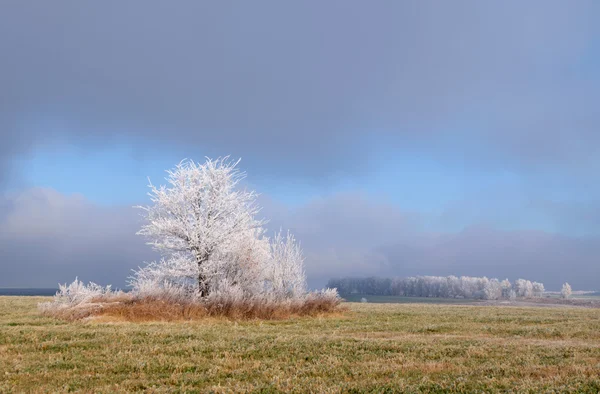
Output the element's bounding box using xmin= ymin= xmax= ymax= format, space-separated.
xmin=532 ymin=282 xmax=545 ymax=298
xmin=447 ymin=275 xmax=461 ymax=298
xmin=327 ymin=275 xmax=546 ymax=300
xmin=561 ymin=283 xmax=572 ymax=299
xmin=459 ymin=276 xmax=478 ymax=298
xmin=483 ymin=278 xmax=502 ymax=300
xmin=514 ymin=279 xmax=534 ymax=298
xmin=500 ymin=279 xmax=512 ymax=299
xmin=525 ymin=280 xmax=534 ymax=298
xmin=135 ymin=158 xmax=265 ymax=296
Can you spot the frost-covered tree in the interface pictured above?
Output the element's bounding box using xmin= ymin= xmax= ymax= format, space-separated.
xmin=135 ymin=158 xmax=265 ymax=296
xmin=514 ymin=279 xmax=534 ymax=298
xmin=561 ymin=282 xmax=572 ymax=299
xmin=483 ymin=278 xmax=502 ymax=300
xmin=532 ymin=282 xmax=545 ymax=298
xmin=500 ymin=279 xmax=512 ymax=299
xmin=130 ymin=157 xmax=317 ymax=304
xmin=39 ymin=157 xmax=340 ymax=319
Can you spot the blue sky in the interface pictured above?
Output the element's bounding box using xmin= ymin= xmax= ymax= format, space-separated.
xmin=13 ymin=139 xmax=527 ymax=228
xmin=14 ymin=136 xmax=596 ymax=237
xmin=1 ymin=1 xmax=599 ymax=290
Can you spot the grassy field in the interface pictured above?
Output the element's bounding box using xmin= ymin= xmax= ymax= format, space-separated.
xmin=341 ymin=294 xmax=600 ymax=309
xmin=340 ymin=294 xmax=480 ymax=304
xmin=1 ymin=297 xmax=599 ymax=393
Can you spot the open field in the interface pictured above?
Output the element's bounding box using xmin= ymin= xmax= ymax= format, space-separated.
xmin=341 ymin=294 xmax=600 ymax=309
xmin=1 ymin=297 xmax=599 ymax=393
xmin=340 ymin=295 xmax=478 ymax=304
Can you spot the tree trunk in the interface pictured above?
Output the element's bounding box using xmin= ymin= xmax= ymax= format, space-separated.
xmin=196 ymin=252 xmax=211 ymax=297
xmin=198 ymin=270 xmax=210 ymax=297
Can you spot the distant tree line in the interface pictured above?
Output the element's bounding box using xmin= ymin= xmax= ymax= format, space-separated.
xmin=326 ymin=276 xmax=546 ymax=300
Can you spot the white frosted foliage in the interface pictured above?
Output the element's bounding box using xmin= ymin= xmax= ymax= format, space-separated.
xmin=265 ymin=230 xmax=307 ymax=299
xmin=129 ymin=157 xmax=335 ymax=303
xmin=41 ymin=157 xmax=340 ymax=312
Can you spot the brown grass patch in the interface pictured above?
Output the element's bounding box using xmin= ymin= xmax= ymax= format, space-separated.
xmin=41 ymin=295 xmax=344 ymax=322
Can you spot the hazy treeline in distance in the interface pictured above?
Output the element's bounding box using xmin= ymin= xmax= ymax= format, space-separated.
xmin=327 ymin=276 xmax=547 ymax=300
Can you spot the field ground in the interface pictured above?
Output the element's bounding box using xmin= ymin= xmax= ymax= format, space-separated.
xmin=340 ymin=295 xmax=477 ymax=304
xmin=341 ymin=294 xmax=600 ymax=309
xmin=1 ymin=297 xmax=599 ymax=393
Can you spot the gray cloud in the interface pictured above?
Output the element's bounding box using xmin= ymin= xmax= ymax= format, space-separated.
xmin=1 ymin=1 xmax=599 ymax=183
xmin=0 ymin=188 xmax=157 ymax=288
xmin=1 ymin=189 xmax=598 ymax=290
xmin=376 ymin=228 xmax=600 ymax=291
xmin=262 ymin=193 xmax=600 ymax=290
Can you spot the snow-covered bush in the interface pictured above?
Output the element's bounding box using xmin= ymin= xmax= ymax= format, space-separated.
xmin=52 ymin=277 xmax=112 ymax=306
xmin=38 ymin=278 xmax=117 ymax=318
xmin=561 ymin=283 xmax=572 ymax=299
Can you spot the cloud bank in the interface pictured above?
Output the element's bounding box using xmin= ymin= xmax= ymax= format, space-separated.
xmin=1 ymin=189 xmax=597 ymax=290
xmin=0 ymin=188 xmax=156 ymax=288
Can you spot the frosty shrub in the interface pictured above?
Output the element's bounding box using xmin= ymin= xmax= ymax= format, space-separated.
xmin=40 ymin=157 xmax=340 ymax=321
xmin=561 ymin=283 xmax=572 ymax=299
xmin=38 ymin=278 xmax=122 ymax=320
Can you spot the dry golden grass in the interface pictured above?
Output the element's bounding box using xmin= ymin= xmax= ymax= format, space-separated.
xmin=2 ymin=297 xmax=600 ymax=393
xmin=40 ymin=294 xmax=343 ymax=322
